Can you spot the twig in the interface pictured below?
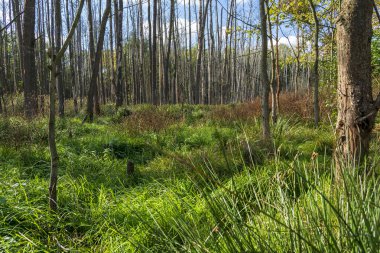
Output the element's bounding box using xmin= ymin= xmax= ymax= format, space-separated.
xmin=0 ymin=11 xmax=24 ymax=34
xmin=374 ymin=2 xmax=380 ymax=24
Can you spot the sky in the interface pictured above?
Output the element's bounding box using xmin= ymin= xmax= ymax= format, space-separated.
xmin=0 ymin=0 xmax=298 ymax=49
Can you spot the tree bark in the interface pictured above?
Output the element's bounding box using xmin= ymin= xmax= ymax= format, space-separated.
xmin=335 ymin=0 xmax=379 ymax=170
xmin=139 ymin=0 xmax=146 ymax=103
xmin=12 ymin=0 xmax=23 ymax=77
xmin=23 ymin=0 xmax=38 ymax=118
xmin=308 ymin=0 xmax=319 ymax=128
xmin=260 ymin=0 xmax=271 ymax=140
xmin=115 ymin=0 xmax=123 ymax=108
xmin=267 ymin=1 xmax=277 ymax=123
xmin=195 ymin=0 xmax=210 ymax=104
xmin=55 ymin=0 xmax=65 ymax=117
xmin=86 ymin=0 xmax=111 ymax=122
xmin=65 ymin=0 xmax=78 ymax=114
xmin=49 ymin=0 xmax=84 ymax=211
xmin=151 ymin=0 xmax=158 ymax=105
xmin=163 ymin=0 xmax=175 ymax=104
xmin=275 ymin=13 xmax=280 ymax=115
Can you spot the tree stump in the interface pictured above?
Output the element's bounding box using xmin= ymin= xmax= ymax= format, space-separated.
xmin=127 ymin=161 xmax=134 ymax=176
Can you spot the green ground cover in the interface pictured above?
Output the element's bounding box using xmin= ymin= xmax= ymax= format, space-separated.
xmin=0 ymin=104 xmax=379 ymax=252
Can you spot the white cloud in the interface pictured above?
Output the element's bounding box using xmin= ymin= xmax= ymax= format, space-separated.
xmin=279 ymin=35 xmax=297 ymax=47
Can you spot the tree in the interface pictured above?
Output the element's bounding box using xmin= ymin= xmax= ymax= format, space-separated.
xmin=48 ymin=0 xmax=85 ymax=211
xmin=195 ymin=0 xmax=211 ymax=104
xmin=335 ymin=0 xmax=380 ymax=170
xmin=86 ymin=0 xmax=111 ymax=122
xmin=55 ymin=0 xmax=65 ymax=117
xmin=260 ymin=0 xmax=271 ymax=139
xmin=23 ymin=0 xmax=38 ymax=118
xmin=267 ymin=0 xmax=278 ymax=123
xmin=65 ymin=0 xmax=78 ymax=114
xmin=115 ymin=0 xmax=123 ymax=108
xmin=163 ymin=0 xmax=175 ymax=104
xmin=12 ymin=0 xmax=23 ymax=78
xmin=151 ymin=0 xmax=158 ymax=105
xmin=308 ymin=0 xmax=319 ymax=128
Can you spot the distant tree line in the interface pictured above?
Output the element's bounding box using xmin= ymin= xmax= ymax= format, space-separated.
xmin=0 ymin=0 xmax=347 ymax=120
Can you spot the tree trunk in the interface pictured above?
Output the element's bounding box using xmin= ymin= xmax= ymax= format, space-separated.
xmin=151 ymin=0 xmax=158 ymax=105
xmin=275 ymin=13 xmax=280 ymax=115
xmin=308 ymin=0 xmax=319 ymax=128
xmin=267 ymin=1 xmax=277 ymax=123
xmin=48 ymin=0 xmax=84 ymax=211
xmin=260 ymin=0 xmax=270 ymax=140
xmin=23 ymin=0 xmax=38 ymax=118
xmin=139 ymin=0 xmax=146 ymax=103
xmin=115 ymin=0 xmax=123 ymax=108
xmin=335 ymin=0 xmax=379 ymax=170
xmin=12 ymin=0 xmax=23 ymax=77
xmin=55 ymin=0 xmax=65 ymax=117
xmin=163 ymin=0 xmax=175 ymax=104
xmin=195 ymin=0 xmax=210 ymax=104
xmin=65 ymin=0 xmax=78 ymax=114
xmin=86 ymin=0 xmax=111 ymax=122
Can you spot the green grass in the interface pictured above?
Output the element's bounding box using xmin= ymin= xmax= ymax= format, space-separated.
xmin=0 ymin=104 xmax=379 ymax=252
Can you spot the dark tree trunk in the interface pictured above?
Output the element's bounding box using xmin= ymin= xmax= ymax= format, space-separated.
xmin=115 ymin=0 xmax=123 ymax=108
xmin=151 ymin=0 xmax=158 ymax=105
xmin=163 ymin=0 xmax=175 ymax=104
xmin=23 ymin=0 xmax=38 ymax=118
xmin=335 ymin=0 xmax=380 ymax=170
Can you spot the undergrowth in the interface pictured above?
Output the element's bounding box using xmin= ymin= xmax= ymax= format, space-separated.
xmin=0 ymin=102 xmax=379 ymax=252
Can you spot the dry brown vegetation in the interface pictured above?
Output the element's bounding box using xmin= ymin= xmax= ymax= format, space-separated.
xmin=122 ymin=107 xmax=182 ymax=134
xmin=210 ymin=92 xmax=333 ymax=123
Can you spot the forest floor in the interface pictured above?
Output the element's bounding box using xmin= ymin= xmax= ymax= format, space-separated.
xmin=1 ymin=100 xmax=380 ymax=252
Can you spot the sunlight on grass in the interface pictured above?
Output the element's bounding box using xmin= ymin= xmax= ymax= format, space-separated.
xmin=0 ymin=104 xmax=379 ymax=252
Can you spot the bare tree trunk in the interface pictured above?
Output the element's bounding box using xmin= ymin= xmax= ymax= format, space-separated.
xmin=23 ymin=0 xmax=38 ymax=118
xmin=115 ymin=0 xmax=123 ymax=108
xmin=260 ymin=0 xmax=270 ymax=140
xmin=195 ymin=0 xmax=210 ymax=104
xmin=109 ymin=5 xmax=116 ymax=102
xmin=139 ymin=0 xmax=146 ymax=103
xmin=187 ymin=0 xmax=192 ymax=104
xmin=12 ymin=0 xmax=23 ymax=78
xmin=151 ymin=0 xmax=158 ymax=105
xmin=275 ymin=13 xmax=280 ymax=114
xmin=335 ymin=0 xmax=380 ymax=171
xmin=48 ymin=0 xmax=84 ymax=211
xmin=163 ymin=0 xmax=175 ymax=104
xmin=86 ymin=0 xmax=111 ymax=122
xmin=308 ymin=0 xmax=319 ymax=127
xmin=158 ymin=1 xmax=163 ymax=104
xmin=55 ymin=0 xmax=65 ymax=117
xmin=0 ymin=32 xmax=5 ymax=114
xmin=267 ymin=1 xmax=277 ymax=123
xmin=65 ymin=0 xmax=78 ymax=114
xmin=148 ymin=0 xmax=152 ymax=103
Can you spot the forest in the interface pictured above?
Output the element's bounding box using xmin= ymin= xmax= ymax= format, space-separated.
xmin=0 ymin=0 xmax=380 ymax=251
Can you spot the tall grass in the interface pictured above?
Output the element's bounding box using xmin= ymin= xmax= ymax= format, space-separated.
xmin=131 ymin=155 xmax=380 ymax=252
xmin=126 ymin=120 xmax=380 ymax=252
xmin=0 ymin=104 xmax=379 ymax=252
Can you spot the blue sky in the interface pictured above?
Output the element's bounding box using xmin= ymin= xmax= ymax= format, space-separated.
xmin=0 ymin=0 xmax=297 ymax=49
